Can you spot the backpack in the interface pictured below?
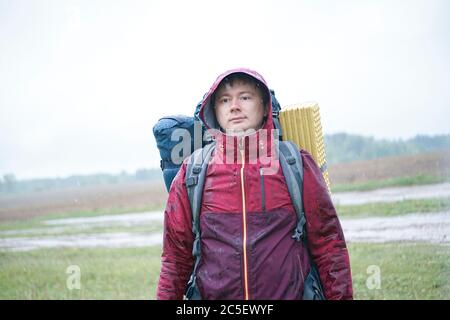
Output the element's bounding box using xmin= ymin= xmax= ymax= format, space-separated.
xmin=152 ymin=90 xmax=282 ymax=192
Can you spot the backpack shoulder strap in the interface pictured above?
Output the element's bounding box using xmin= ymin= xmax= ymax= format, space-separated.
xmin=278 ymin=140 xmax=306 ymax=242
xmin=279 ymin=141 xmax=326 ymax=300
xmin=184 ymin=141 xmax=215 ymax=299
xmin=185 ymin=141 xmax=216 ymax=238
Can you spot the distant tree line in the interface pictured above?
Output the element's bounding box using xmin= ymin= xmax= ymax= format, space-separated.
xmin=325 ymin=133 xmax=450 ymax=164
xmin=0 ymin=169 xmax=163 ymax=194
xmin=1 ymin=133 xmax=449 ymax=194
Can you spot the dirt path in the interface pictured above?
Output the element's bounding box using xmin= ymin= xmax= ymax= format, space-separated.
xmin=0 ymin=232 xmax=163 ymax=251
xmin=341 ymin=211 xmax=450 ymax=244
xmin=332 ymin=182 xmax=450 ymax=205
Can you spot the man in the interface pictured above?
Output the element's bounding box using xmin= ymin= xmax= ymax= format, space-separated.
xmin=157 ymin=68 xmax=353 ymax=300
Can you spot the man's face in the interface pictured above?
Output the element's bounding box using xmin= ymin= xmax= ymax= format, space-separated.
xmin=214 ymin=80 xmax=266 ymax=134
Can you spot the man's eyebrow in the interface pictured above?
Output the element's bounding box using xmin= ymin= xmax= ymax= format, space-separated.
xmin=215 ymin=89 xmax=256 ymax=98
xmin=216 ymin=92 xmax=230 ymax=98
xmin=238 ymin=90 xmax=255 ymax=95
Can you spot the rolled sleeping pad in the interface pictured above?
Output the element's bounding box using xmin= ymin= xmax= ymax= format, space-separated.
xmin=279 ymin=102 xmax=331 ymax=194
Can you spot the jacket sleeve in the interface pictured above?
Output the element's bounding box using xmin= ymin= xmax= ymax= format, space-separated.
xmin=301 ymin=150 xmax=353 ymax=300
xmin=156 ymin=163 xmax=194 ymax=300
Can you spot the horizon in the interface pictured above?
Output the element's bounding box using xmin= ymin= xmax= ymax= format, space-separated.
xmin=2 ymin=131 xmax=449 ymax=181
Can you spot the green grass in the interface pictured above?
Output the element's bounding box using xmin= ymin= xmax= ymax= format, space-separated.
xmin=42 ymin=204 xmax=163 ymax=219
xmin=336 ymin=197 xmax=450 ymax=219
xmin=332 ymin=174 xmax=450 ymax=192
xmin=0 ymin=223 xmax=163 ymax=238
xmin=0 ymin=246 xmax=163 ymax=300
xmin=348 ymin=243 xmax=450 ymax=299
xmin=0 ymin=243 xmax=448 ymax=299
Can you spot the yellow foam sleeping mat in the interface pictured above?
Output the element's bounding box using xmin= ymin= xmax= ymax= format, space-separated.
xmin=279 ymin=102 xmax=331 ymax=194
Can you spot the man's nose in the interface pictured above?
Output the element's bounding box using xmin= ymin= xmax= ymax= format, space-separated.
xmin=229 ymin=97 xmax=241 ymax=111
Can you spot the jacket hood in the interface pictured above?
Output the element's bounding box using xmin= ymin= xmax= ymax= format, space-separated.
xmin=198 ymin=68 xmax=274 ymax=134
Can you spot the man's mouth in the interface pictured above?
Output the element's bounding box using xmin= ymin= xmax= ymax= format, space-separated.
xmin=229 ymin=117 xmax=246 ymax=122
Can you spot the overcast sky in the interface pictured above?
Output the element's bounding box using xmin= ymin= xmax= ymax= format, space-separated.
xmin=1 ymin=0 xmax=449 ymax=180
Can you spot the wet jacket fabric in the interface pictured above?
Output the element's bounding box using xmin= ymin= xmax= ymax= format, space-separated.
xmin=156 ymin=68 xmax=353 ymax=300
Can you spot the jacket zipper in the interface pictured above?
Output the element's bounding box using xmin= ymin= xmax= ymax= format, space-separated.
xmin=260 ymin=167 xmax=265 ymax=212
xmin=240 ymin=145 xmax=250 ymax=300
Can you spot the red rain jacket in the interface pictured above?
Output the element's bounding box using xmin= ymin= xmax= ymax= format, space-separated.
xmin=157 ymin=68 xmax=353 ymax=300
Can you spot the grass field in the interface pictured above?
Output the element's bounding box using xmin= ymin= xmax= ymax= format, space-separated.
xmin=336 ymin=197 xmax=450 ymax=219
xmin=0 ymin=246 xmax=161 ymax=300
xmin=1 ymin=198 xmax=449 ymax=299
xmin=349 ymin=243 xmax=450 ymax=299
xmin=0 ymin=242 xmax=448 ymax=300
xmin=332 ymin=174 xmax=450 ymax=192
xmin=1 ymin=151 xmax=449 ymax=299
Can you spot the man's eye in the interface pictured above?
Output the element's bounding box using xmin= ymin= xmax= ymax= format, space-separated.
xmin=241 ymin=96 xmax=251 ymax=101
xmin=220 ymin=98 xmax=229 ymax=104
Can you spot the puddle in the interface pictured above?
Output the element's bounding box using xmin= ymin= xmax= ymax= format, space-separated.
xmin=0 ymin=211 xmax=165 ymax=251
xmin=0 ymin=211 xmax=164 ymax=237
xmin=341 ymin=211 xmax=450 ymax=244
xmin=332 ymin=182 xmax=450 ymax=205
xmin=0 ymin=232 xmax=163 ymax=252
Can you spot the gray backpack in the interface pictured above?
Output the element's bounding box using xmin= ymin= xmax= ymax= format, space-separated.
xmin=184 ymin=140 xmax=325 ymax=300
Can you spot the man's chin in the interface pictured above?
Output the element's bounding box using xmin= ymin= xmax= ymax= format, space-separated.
xmin=223 ymin=127 xmax=258 ymax=136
